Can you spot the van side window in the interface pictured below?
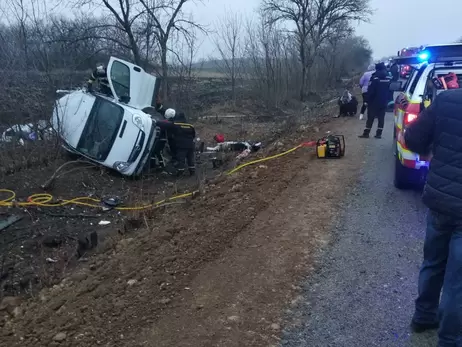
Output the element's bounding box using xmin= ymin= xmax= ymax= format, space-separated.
xmin=109 ymin=61 xmax=130 ymax=99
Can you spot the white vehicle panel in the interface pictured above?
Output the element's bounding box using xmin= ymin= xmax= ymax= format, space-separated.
xmin=106 ymin=57 xmax=157 ymax=110
xmin=52 ymin=91 xmax=95 ymax=148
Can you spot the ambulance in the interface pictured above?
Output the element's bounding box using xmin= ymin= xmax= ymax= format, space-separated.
xmin=390 ymin=43 xmax=462 ymax=189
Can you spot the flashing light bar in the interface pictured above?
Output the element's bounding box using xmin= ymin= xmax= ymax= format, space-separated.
xmin=418 ymin=51 xmax=430 ymax=61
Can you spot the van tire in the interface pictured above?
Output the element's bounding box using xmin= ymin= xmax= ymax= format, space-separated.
xmin=394 ymin=155 xmax=413 ymax=190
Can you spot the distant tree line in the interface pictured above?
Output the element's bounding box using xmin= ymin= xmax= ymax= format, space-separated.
xmin=0 ymin=0 xmax=373 ymax=109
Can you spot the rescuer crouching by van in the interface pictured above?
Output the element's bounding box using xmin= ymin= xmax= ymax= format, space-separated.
xmin=155 ymin=102 xmax=196 ymax=177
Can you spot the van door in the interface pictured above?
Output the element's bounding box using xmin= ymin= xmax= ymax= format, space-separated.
xmin=106 ymin=57 xmax=160 ymax=109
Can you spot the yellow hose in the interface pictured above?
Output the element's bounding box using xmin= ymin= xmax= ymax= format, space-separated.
xmin=226 ymin=144 xmax=302 ymax=175
xmin=0 ymin=189 xmax=196 ymax=210
xmin=0 ymin=144 xmax=306 ymax=210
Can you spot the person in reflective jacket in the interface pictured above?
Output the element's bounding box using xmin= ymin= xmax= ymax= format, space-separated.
xmin=87 ymin=63 xmax=112 ymax=96
xmin=155 ymin=106 xmax=196 ymax=176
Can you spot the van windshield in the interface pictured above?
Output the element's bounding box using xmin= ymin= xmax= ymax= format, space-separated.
xmin=77 ymin=97 xmax=123 ymax=161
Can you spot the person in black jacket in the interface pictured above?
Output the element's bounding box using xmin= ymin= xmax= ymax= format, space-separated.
xmin=155 ymin=101 xmax=179 ymax=163
xmin=155 ymin=107 xmax=196 ymax=176
xmin=87 ymin=64 xmax=112 ymax=96
xmin=400 ymin=89 xmax=462 ymax=346
xmin=390 ymin=62 xmax=399 ymax=82
xmin=359 ymin=62 xmax=391 ymax=139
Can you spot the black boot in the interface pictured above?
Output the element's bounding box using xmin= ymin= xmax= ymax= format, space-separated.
xmin=410 ymin=320 xmax=439 ymax=333
xmin=358 ymin=128 xmax=371 ymax=138
xmin=374 ymin=128 xmax=383 ymax=139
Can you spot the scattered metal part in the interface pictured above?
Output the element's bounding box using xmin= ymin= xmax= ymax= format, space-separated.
xmin=0 ymin=215 xmax=22 ymax=232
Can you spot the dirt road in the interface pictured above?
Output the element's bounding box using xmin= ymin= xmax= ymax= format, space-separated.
xmin=282 ymin=113 xmax=435 ymax=347
xmin=1 ymin=110 xmax=370 ymax=347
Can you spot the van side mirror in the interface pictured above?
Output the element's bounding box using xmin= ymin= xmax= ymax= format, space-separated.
xmin=389 ymin=81 xmax=403 ymax=92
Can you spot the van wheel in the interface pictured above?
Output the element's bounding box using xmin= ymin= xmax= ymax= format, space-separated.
xmin=394 ymin=155 xmax=412 ymax=189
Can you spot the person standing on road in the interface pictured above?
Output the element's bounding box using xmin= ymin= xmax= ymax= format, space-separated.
xmin=399 ymin=89 xmax=462 ymax=347
xmin=358 ymin=64 xmax=375 ymax=120
xmin=390 ymin=61 xmax=399 ymax=82
xmin=358 ymin=62 xmax=391 ymax=139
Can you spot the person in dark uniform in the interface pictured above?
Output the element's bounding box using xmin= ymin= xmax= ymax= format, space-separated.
xmin=155 ymin=103 xmax=196 ymax=176
xmin=358 ymin=62 xmax=391 ymax=139
xmin=87 ymin=63 xmax=112 ymax=96
xmin=390 ymin=61 xmax=399 ymax=82
xmin=155 ymin=101 xmax=178 ymax=165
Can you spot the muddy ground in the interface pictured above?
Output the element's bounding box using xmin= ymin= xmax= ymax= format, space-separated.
xmin=0 ymin=114 xmax=296 ymax=298
xmin=0 ymin=91 xmax=366 ymax=346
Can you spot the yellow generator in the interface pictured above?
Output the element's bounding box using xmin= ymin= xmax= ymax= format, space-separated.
xmin=316 ymin=135 xmax=345 ymax=158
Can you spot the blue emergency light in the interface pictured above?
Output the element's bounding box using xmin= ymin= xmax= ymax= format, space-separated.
xmin=418 ymin=51 xmax=430 ymax=61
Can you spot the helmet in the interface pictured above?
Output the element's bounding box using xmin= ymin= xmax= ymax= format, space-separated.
xmin=96 ymin=63 xmax=105 ymax=73
xmin=164 ymin=108 xmax=176 ymax=119
xmin=375 ymin=62 xmax=386 ymax=71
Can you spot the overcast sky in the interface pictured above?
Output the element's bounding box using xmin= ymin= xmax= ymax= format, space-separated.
xmin=187 ymin=0 xmax=462 ymax=60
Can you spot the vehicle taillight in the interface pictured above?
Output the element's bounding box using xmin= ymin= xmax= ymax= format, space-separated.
xmin=404 ymin=112 xmax=417 ymax=125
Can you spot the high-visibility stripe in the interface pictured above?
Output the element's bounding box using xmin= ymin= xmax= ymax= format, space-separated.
xmin=396 ymin=140 xmax=429 ymax=169
xmin=174 ymin=122 xmax=194 ymax=128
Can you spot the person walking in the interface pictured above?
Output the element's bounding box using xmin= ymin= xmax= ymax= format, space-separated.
xmin=358 ymin=62 xmax=391 ymax=139
xmin=399 ymin=88 xmax=462 ymax=347
xmin=358 ymin=64 xmax=375 ymax=120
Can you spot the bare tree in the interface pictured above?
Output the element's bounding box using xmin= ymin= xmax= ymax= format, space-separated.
xmin=262 ymin=0 xmax=371 ymax=101
xmin=212 ymin=10 xmax=244 ymax=106
xmin=138 ymin=0 xmax=206 ymax=101
xmin=72 ymin=0 xmax=147 ymax=65
xmin=169 ymin=29 xmax=203 ymax=113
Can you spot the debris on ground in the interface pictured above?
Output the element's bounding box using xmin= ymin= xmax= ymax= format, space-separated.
xmin=0 ymin=215 xmax=22 ymax=231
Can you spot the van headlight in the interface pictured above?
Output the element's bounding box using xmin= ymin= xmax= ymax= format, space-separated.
xmin=132 ymin=114 xmax=145 ymax=131
xmin=113 ymin=161 xmax=130 ymax=173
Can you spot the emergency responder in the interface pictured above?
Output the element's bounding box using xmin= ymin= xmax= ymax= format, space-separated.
xmin=155 ymin=100 xmax=178 ymax=164
xmin=389 ymin=61 xmax=399 ymax=82
xmin=358 ymin=62 xmax=391 ymax=139
xmin=358 ymin=64 xmax=375 ymax=120
xmin=87 ymin=63 xmax=112 ymax=96
xmin=152 ymin=124 xmax=168 ymax=169
xmin=399 ymin=88 xmax=462 ymax=347
xmin=155 ymin=105 xmax=196 ymax=176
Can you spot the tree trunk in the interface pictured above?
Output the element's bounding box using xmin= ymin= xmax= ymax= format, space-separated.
xmin=299 ymin=42 xmax=306 ymax=101
xmin=231 ymin=57 xmax=236 ymax=108
xmin=300 ymin=65 xmax=306 ymax=101
xmin=127 ymin=30 xmax=141 ymax=66
xmin=161 ymin=41 xmax=168 ymax=101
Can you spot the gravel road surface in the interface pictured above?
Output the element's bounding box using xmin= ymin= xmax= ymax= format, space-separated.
xmin=282 ymin=114 xmax=437 ymax=347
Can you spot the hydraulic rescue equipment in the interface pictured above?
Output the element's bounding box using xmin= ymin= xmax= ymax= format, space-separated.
xmin=316 ymin=134 xmax=345 ymax=158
